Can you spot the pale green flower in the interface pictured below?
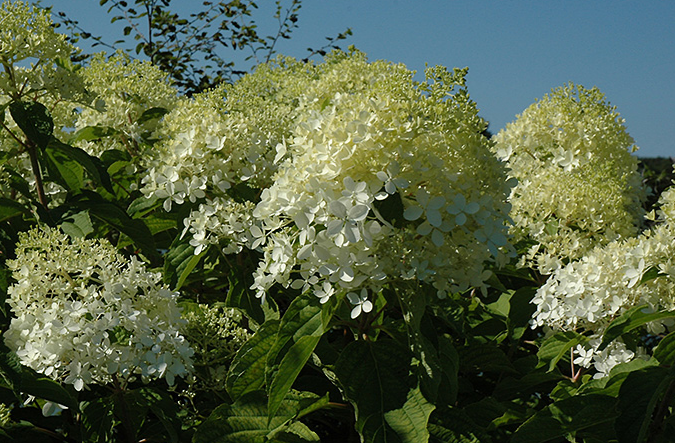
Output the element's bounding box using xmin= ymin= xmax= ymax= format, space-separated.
xmin=494 ymin=83 xmax=646 ymax=272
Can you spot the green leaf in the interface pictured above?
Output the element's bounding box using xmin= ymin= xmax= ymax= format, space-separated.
xmin=224 ymin=267 xmax=276 ymax=325
xmin=193 ymin=390 xmax=320 ymax=443
xmin=9 ymin=101 xmax=53 ymax=149
xmin=267 ymin=292 xmax=325 ymax=372
xmin=21 ymin=376 xmax=78 ymax=411
xmin=459 ymin=343 xmax=518 ymax=375
xmin=81 ymin=397 xmax=115 ymax=443
xmin=128 ymin=194 xmax=161 ymax=217
xmin=615 ymin=366 xmax=672 ymax=443
xmin=512 ymin=394 xmax=619 ymax=443
xmin=268 ymin=335 xmax=321 ymax=425
xmin=654 ymin=332 xmax=675 ymax=366
xmin=44 ymin=143 xmax=84 ymax=190
xmin=137 ymin=107 xmax=169 ymax=125
xmin=384 ymin=387 xmax=435 ymax=443
xmin=536 ymin=331 xmax=587 ymax=372
xmin=227 ymin=320 xmax=280 ymax=401
xmin=59 ymin=210 xmax=94 ymax=238
xmin=47 ymin=139 xmax=112 ymax=192
xmin=163 ymin=237 xmax=195 ymax=288
xmin=78 ymin=196 xmax=157 ymax=260
xmin=333 ymin=339 xmax=416 ymax=442
xmin=70 ymin=125 xmax=119 ymax=143
xmin=0 ymin=197 xmax=28 ymax=222
xmin=600 ymin=305 xmax=675 ymax=350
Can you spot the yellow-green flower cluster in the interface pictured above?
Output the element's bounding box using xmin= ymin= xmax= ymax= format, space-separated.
xmin=181 ymin=304 xmax=251 ymax=386
xmin=4 ymin=227 xmax=194 ymax=390
xmin=143 ymin=50 xmax=514 ymax=307
xmin=494 ymin=83 xmax=645 ymax=272
xmin=0 ymin=0 xmax=82 ymax=100
xmin=75 ymin=52 xmax=180 ymax=157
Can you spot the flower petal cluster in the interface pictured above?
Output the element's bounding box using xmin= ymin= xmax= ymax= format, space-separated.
xmin=181 ymin=304 xmax=251 ymax=387
xmin=532 ymin=185 xmax=675 ymax=377
xmin=4 ymin=227 xmax=194 ymax=390
xmin=0 ymin=0 xmax=83 ymax=100
xmin=494 ymin=83 xmax=645 ymax=273
xmin=74 ymin=52 xmax=180 ymax=157
xmin=142 ymin=50 xmax=514 ymax=311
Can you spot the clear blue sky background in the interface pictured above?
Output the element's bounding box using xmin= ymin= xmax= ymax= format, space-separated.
xmin=48 ymin=0 xmax=675 ymax=158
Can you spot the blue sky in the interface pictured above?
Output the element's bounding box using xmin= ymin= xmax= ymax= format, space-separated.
xmin=49 ymin=0 xmax=675 ymax=158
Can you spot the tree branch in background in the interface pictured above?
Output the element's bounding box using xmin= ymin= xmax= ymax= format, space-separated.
xmin=51 ymin=0 xmax=352 ymax=95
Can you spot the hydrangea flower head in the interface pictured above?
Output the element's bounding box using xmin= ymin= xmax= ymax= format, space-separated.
xmin=494 ymin=83 xmax=645 ymax=272
xmin=4 ymin=227 xmax=194 ymax=390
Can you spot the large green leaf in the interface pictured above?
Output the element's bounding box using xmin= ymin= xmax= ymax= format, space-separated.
xmin=46 ymin=139 xmax=112 ymax=192
xmin=600 ymin=305 xmax=675 ymax=350
xmin=70 ymin=125 xmax=119 ymax=143
xmin=512 ymin=394 xmax=619 ymax=443
xmin=82 ymin=197 xmax=157 ymax=260
xmin=654 ymin=331 xmax=675 ymax=366
xmin=81 ymin=397 xmax=115 ymax=443
xmin=9 ymin=100 xmax=53 ymax=149
xmin=193 ymin=390 xmax=320 ymax=443
xmin=0 ymin=198 xmax=28 ymax=222
xmin=227 ymin=320 xmax=280 ymax=401
xmin=266 ymin=292 xmax=325 ymax=380
xmin=384 ymin=387 xmax=435 ymax=443
xmin=536 ymin=331 xmax=587 ymax=372
xmin=267 ymin=335 xmax=321 ymax=425
xmin=265 ymin=293 xmax=328 ymax=423
xmin=333 ymin=339 xmax=419 ymax=443
xmin=44 ymin=143 xmax=84 ymax=190
xmin=615 ymin=366 xmax=672 ymax=443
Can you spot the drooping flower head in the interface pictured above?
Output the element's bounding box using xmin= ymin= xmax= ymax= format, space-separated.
xmin=4 ymin=227 xmax=194 ymax=390
xmin=494 ymin=83 xmax=646 ymax=273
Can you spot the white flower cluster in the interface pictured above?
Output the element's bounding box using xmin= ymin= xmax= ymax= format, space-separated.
xmin=494 ymin=83 xmax=645 ymax=273
xmin=143 ymin=51 xmax=514 ymax=309
xmin=573 ymin=337 xmax=639 ymax=379
xmin=4 ymin=227 xmax=194 ymax=390
xmin=532 ymin=187 xmax=675 ymax=377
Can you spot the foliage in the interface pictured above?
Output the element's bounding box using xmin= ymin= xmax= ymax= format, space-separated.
xmin=53 ymin=0 xmax=352 ymax=95
xmin=2 ymin=2 xmax=675 ymax=442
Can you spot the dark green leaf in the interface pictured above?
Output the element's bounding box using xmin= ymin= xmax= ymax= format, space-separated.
xmin=9 ymin=101 xmax=53 ymax=149
xmin=536 ymin=331 xmax=587 ymax=372
xmin=654 ymin=332 xmax=675 ymax=366
xmin=333 ymin=339 xmax=416 ymax=442
xmin=70 ymin=126 xmax=119 ymax=143
xmin=227 ymin=320 xmax=280 ymax=401
xmin=137 ymin=107 xmax=169 ymax=124
xmin=193 ymin=390 xmax=319 ymax=443
xmin=0 ymin=198 xmax=28 ymax=222
xmin=600 ymin=305 xmax=675 ymax=350
xmin=512 ymin=394 xmax=619 ymax=443
xmin=384 ymin=387 xmax=435 ymax=443
xmin=81 ymin=397 xmax=115 ymax=443
xmin=616 ymin=366 xmax=672 ymax=443
xmin=268 ymin=335 xmax=321 ymax=424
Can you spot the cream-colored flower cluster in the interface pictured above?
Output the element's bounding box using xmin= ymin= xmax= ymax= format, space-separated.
xmin=143 ymin=50 xmax=514 ymax=308
xmin=4 ymin=227 xmax=194 ymax=390
xmin=181 ymin=304 xmax=251 ymax=386
xmin=74 ymin=52 xmax=181 ymax=157
xmin=0 ymin=0 xmax=82 ymax=100
xmin=532 ymin=186 xmax=675 ymax=377
xmin=494 ymin=83 xmax=645 ymax=273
